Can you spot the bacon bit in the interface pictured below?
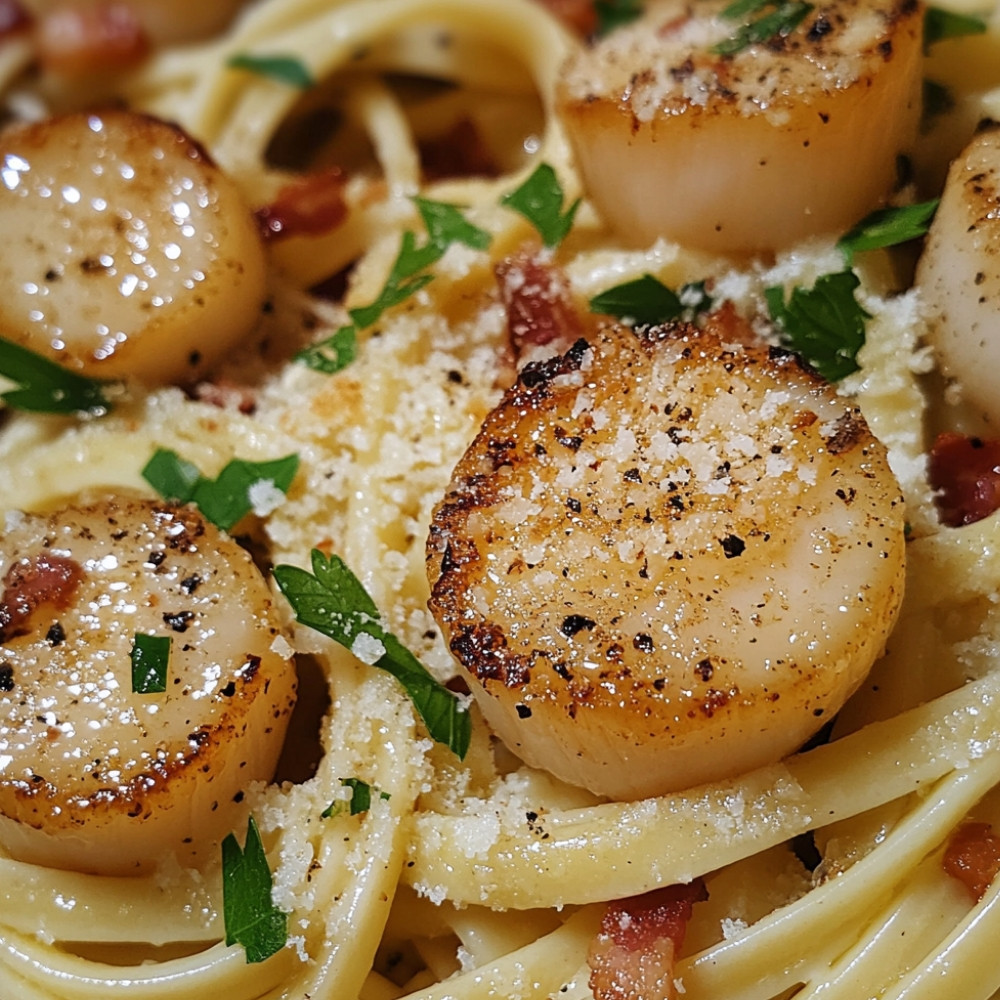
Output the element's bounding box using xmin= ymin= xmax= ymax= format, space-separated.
xmin=37 ymin=1 xmax=149 ymax=76
xmin=928 ymin=431 xmax=1000 ymax=527
xmin=420 ymin=119 xmax=498 ymax=182
xmin=588 ymin=880 xmax=708 ymax=1000
xmin=535 ymin=0 xmax=598 ymax=37
xmin=255 ymin=167 xmax=348 ymax=242
xmin=0 ymin=554 xmax=84 ymax=641
xmin=943 ymin=821 xmax=1000 ymax=901
xmin=495 ymin=250 xmax=585 ymax=367
xmin=0 ymin=0 xmax=31 ymax=39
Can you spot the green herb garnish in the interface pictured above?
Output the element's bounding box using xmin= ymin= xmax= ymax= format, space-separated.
xmin=713 ymin=0 xmax=815 ymax=55
xmin=222 ymin=816 xmax=287 ymax=964
xmin=501 ymin=163 xmax=580 ymax=248
xmin=298 ymin=198 xmax=490 ymax=372
xmin=273 ymin=550 xmax=471 ymax=758
xmin=590 ymin=274 xmax=712 ymax=325
xmin=837 ymin=200 xmax=939 ymax=263
xmin=227 ymin=54 xmax=314 ymax=89
xmin=0 ymin=337 xmax=117 ymax=416
xmin=295 ymin=324 xmax=358 ymax=375
xmin=924 ymin=6 xmax=987 ymax=46
xmin=322 ymin=777 xmax=390 ymax=818
xmin=922 ymin=79 xmax=955 ymax=131
xmin=347 ymin=231 xmax=440 ymax=330
xmin=766 ymin=270 xmax=870 ymax=382
xmin=130 ymin=633 xmax=170 ymax=694
xmin=595 ymin=0 xmax=644 ymax=35
xmin=415 ymin=196 xmax=493 ymax=255
xmin=142 ymin=450 xmax=299 ymax=532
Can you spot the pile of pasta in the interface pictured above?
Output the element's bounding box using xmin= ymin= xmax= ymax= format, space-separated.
xmin=2 ymin=0 xmax=1000 ymax=997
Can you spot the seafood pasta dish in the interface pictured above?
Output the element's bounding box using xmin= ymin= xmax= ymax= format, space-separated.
xmin=1 ymin=0 xmax=1000 ymax=996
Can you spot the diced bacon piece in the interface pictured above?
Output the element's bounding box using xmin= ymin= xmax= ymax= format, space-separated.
xmin=927 ymin=431 xmax=1000 ymax=527
xmin=495 ymin=249 xmax=585 ymax=366
xmin=535 ymin=0 xmax=597 ymax=37
xmin=588 ymin=880 xmax=708 ymax=1000
xmin=943 ymin=821 xmax=1000 ymax=902
xmin=0 ymin=0 xmax=31 ymax=38
xmin=37 ymin=1 xmax=149 ymax=75
xmin=0 ymin=554 xmax=83 ymax=640
xmin=255 ymin=167 xmax=348 ymax=242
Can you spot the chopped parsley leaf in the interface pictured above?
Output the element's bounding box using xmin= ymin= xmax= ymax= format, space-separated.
xmin=322 ymin=777 xmax=390 ymax=818
xmin=142 ymin=450 xmax=299 ymax=532
xmin=922 ymin=78 xmax=955 ymax=132
xmin=501 ymin=163 xmax=580 ymax=248
xmin=296 ymin=324 xmax=358 ymax=375
xmin=766 ymin=270 xmax=870 ymax=382
xmin=227 ymin=53 xmax=314 ymax=88
xmin=595 ymin=0 xmax=644 ymax=36
xmin=222 ymin=816 xmax=287 ymax=964
xmin=590 ymin=274 xmax=712 ymax=325
xmin=130 ymin=633 xmax=170 ymax=694
xmin=414 ymin=196 xmax=492 ymax=253
xmin=298 ymin=199 xmax=490 ymax=372
xmin=713 ymin=0 xmax=815 ymax=55
xmin=924 ymin=6 xmax=987 ymax=47
xmin=273 ymin=550 xmax=471 ymax=758
xmin=0 ymin=337 xmax=118 ymax=417
xmin=837 ymin=200 xmax=939 ymax=263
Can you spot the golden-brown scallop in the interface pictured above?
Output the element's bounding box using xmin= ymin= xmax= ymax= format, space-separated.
xmin=916 ymin=125 xmax=1000 ymax=427
xmin=0 ymin=497 xmax=296 ymax=875
xmin=427 ymin=325 xmax=906 ymax=800
xmin=0 ymin=110 xmax=266 ymax=385
xmin=555 ymin=0 xmax=923 ymax=254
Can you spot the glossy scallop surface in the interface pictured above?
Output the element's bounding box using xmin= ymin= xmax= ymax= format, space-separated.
xmin=0 ymin=497 xmax=296 ymax=874
xmin=0 ymin=109 xmax=266 ymax=385
xmin=428 ymin=325 xmax=906 ymax=799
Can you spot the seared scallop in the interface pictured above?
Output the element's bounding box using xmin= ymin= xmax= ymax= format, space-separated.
xmin=427 ymin=324 xmax=906 ymax=800
xmin=0 ymin=110 xmax=266 ymax=385
xmin=916 ymin=125 xmax=1000 ymax=427
xmin=0 ymin=497 xmax=296 ymax=875
xmin=555 ymin=0 xmax=923 ymax=254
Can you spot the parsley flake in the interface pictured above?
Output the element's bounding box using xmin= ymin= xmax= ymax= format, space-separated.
xmin=590 ymin=274 xmax=712 ymax=325
xmin=130 ymin=633 xmax=170 ymax=694
xmin=0 ymin=337 xmax=118 ymax=417
xmin=142 ymin=450 xmax=299 ymax=532
xmin=227 ymin=54 xmax=314 ymax=89
xmin=298 ymin=199 xmax=490 ymax=372
xmin=414 ymin=196 xmax=492 ymax=253
xmin=595 ymin=0 xmax=644 ymax=36
xmin=322 ymin=777 xmax=390 ymax=818
xmin=924 ymin=6 xmax=987 ymax=47
xmin=272 ymin=550 xmax=471 ymax=758
xmin=837 ymin=200 xmax=939 ymax=263
xmin=713 ymin=0 xmax=815 ymax=55
xmin=766 ymin=270 xmax=870 ymax=382
xmin=296 ymin=324 xmax=358 ymax=375
xmin=501 ymin=163 xmax=580 ymax=248
xmin=222 ymin=816 xmax=287 ymax=964
xmin=922 ymin=79 xmax=955 ymax=132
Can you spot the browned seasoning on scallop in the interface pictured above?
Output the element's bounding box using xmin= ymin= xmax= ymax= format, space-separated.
xmin=0 ymin=498 xmax=296 ymax=875
xmin=555 ymin=0 xmax=923 ymax=252
xmin=427 ymin=322 xmax=906 ymax=799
